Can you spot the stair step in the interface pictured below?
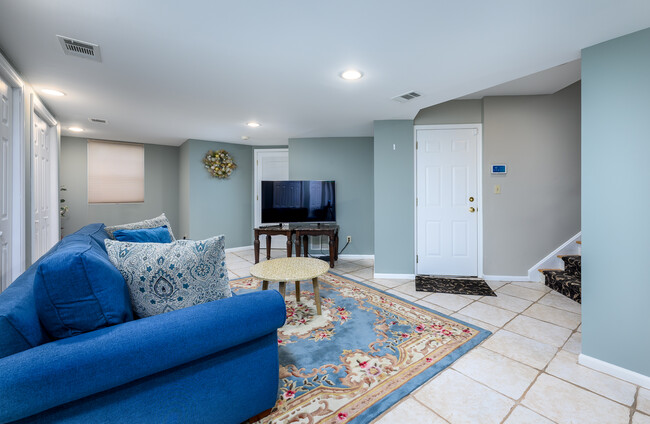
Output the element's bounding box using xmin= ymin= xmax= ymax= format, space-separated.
xmin=560 ymin=255 xmax=581 ymax=278
xmin=576 ymin=241 xmax=581 ymax=245
xmin=542 ymin=270 xmax=581 ymax=304
xmin=539 ymin=268 xmax=563 ymax=272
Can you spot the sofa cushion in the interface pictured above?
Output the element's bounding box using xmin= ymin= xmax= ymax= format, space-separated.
xmin=113 ymin=226 xmax=173 ymax=243
xmin=34 ymin=237 xmax=133 ymax=339
xmin=0 ymin=261 xmax=51 ymax=358
xmin=104 ymin=213 xmax=176 ymax=241
xmin=105 ymin=236 xmax=231 ymax=318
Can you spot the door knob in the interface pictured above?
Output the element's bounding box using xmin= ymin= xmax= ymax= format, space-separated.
xmin=469 ymin=207 xmax=476 ymax=213
xmin=469 ymin=197 xmax=474 ymax=202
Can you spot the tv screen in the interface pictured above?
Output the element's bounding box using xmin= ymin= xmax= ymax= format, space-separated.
xmin=261 ymin=180 xmax=336 ymax=223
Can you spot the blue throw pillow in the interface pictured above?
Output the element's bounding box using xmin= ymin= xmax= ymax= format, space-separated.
xmin=34 ymin=240 xmax=133 ymax=339
xmin=105 ymin=236 xmax=232 ymax=318
xmin=113 ymin=226 xmax=172 ymax=243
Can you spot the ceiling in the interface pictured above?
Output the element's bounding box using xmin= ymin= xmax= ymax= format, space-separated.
xmin=0 ymin=1 xmax=649 ymax=146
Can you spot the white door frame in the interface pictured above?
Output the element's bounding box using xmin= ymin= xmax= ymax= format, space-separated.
xmin=30 ymin=93 xmax=59 ymax=263
xmin=0 ymin=53 xmax=26 ymax=283
xmin=253 ymin=148 xmax=289 ymax=227
xmin=413 ymin=124 xmax=483 ymax=277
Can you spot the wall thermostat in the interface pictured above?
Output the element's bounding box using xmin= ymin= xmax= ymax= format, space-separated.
xmin=491 ymin=164 xmax=507 ymax=175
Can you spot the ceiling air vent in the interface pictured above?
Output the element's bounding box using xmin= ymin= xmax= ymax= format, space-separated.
xmin=57 ymin=35 xmax=102 ymax=62
xmin=88 ymin=118 xmax=108 ymax=124
xmin=392 ymin=91 xmax=422 ymax=103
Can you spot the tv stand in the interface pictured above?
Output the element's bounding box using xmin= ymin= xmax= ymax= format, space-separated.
xmin=253 ymin=223 xmax=339 ymax=268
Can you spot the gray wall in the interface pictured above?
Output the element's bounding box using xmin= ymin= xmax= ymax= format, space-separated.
xmin=180 ymin=139 xmax=253 ymax=248
xmin=59 ymin=136 xmax=180 ymax=237
xmin=288 ymin=137 xmax=374 ymax=255
xmin=415 ymin=100 xmax=483 ymax=125
xmin=414 ymin=85 xmax=581 ymax=276
xmin=373 ymin=120 xmax=414 ymax=273
xmin=482 ymin=83 xmax=581 ymax=275
xmin=582 ymin=28 xmax=650 ymax=376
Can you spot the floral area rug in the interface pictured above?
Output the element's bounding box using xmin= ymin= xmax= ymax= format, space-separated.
xmin=231 ymin=272 xmax=491 ymax=424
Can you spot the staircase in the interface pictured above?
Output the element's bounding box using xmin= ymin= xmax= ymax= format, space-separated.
xmin=539 ymin=241 xmax=581 ymax=303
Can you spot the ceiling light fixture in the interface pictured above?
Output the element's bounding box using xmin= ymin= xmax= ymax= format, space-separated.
xmin=68 ymin=127 xmax=84 ymax=132
xmin=340 ymin=69 xmax=363 ymax=80
xmin=247 ymin=122 xmax=261 ymax=128
xmin=41 ymin=88 xmax=66 ymax=96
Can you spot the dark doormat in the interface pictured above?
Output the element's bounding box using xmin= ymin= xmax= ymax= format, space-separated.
xmin=415 ymin=275 xmax=496 ymax=297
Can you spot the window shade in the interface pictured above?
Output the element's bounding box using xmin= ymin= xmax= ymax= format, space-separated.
xmin=88 ymin=140 xmax=144 ymax=203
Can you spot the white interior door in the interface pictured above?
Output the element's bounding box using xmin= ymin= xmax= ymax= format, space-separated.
xmin=416 ymin=127 xmax=480 ymax=276
xmin=0 ymin=76 xmax=12 ymax=290
xmin=32 ymin=112 xmax=50 ymax=262
xmin=254 ymin=149 xmax=288 ymax=248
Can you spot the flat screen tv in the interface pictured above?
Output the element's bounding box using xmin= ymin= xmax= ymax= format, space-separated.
xmin=261 ymin=180 xmax=336 ymax=224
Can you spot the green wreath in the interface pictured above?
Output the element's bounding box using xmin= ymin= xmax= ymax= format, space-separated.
xmin=203 ymin=149 xmax=237 ymax=179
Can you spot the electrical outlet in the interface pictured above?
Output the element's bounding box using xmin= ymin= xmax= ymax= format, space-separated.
xmin=494 ymin=185 xmax=501 ymax=194
xmin=346 ymin=236 xmax=352 ymax=243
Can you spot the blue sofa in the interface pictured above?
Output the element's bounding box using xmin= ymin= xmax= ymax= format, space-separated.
xmin=0 ymin=224 xmax=286 ymax=424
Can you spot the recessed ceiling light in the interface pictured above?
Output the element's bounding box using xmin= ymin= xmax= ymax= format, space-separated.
xmin=241 ymin=136 xmax=249 ymax=140
xmin=41 ymin=88 xmax=65 ymax=96
xmin=340 ymin=69 xmax=363 ymax=80
xmin=68 ymin=127 xmax=84 ymax=132
xmin=247 ymin=122 xmax=261 ymax=128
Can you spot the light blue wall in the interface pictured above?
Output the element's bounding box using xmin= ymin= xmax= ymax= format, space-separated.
xmin=288 ymin=137 xmax=374 ymax=255
xmin=181 ymin=139 xmax=254 ymax=248
xmin=373 ymin=120 xmax=414 ymax=274
xmin=414 ymin=100 xmax=483 ymax=125
xmin=581 ymin=28 xmax=650 ymax=376
xmin=178 ymin=141 xmax=190 ymax=238
xmin=59 ymin=137 xmax=179 ymax=237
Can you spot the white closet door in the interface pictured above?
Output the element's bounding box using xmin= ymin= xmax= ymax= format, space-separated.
xmin=254 ymin=149 xmax=289 ymax=249
xmin=0 ymin=76 xmax=12 ymax=290
xmin=32 ymin=112 xmax=50 ymax=262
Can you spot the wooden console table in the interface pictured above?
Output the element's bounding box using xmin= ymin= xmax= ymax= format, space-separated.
xmin=253 ymin=224 xmax=340 ymax=268
xmin=254 ymin=226 xmax=294 ymax=263
xmin=295 ymin=224 xmax=339 ymax=268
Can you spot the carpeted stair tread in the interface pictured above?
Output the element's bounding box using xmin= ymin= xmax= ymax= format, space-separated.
xmin=559 ymin=255 xmax=581 ymax=278
xmin=542 ymin=270 xmax=581 ymax=303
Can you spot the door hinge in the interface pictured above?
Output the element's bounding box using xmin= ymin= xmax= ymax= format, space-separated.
xmin=416 ymin=255 xmax=419 ymax=263
xmin=416 ymin=141 xmax=418 ymax=150
xmin=416 ymin=197 xmax=418 ymax=206
xmin=256 ymin=195 xmax=259 ymax=201
xmin=256 ymin=160 xmax=258 ymax=166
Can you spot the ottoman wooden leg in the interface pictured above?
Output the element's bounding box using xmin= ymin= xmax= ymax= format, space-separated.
xmin=279 ymin=281 xmax=286 ymax=298
xmin=312 ymin=277 xmax=321 ymax=315
xmin=295 ymin=281 xmax=301 ymax=302
xmin=262 ymin=280 xmax=269 ymax=290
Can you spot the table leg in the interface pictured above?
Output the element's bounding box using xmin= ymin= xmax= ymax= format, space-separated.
xmin=286 ymin=236 xmax=292 ymax=257
xmin=279 ymin=281 xmax=286 ymax=298
xmin=328 ymin=236 xmax=335 ymax=268
xmin=262 ymin=280 xmax=268 ymax=290
xmin=295 ymin=281 xmax=300 ymax=302
xmin=303 ymin=235 xmax=308 ymax=257
xmin=254 ymin=234 xmax=260 ymax=264
xmin=266 ymin=235 xmax=272 ymax=260
xmin=312 ymin=277 xmax=321 ymax=315
xmin=334 ymin=233 xmax=339 ymax=261
xmin=295 ymin=235 xmax=301 ymax=257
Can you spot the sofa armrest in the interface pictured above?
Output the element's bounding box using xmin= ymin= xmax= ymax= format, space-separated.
xmin=0 ymin=290 xmax=286 ymax=423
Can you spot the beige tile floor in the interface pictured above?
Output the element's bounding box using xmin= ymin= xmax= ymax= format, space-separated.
xmin=227 ymin=249 xmax=648 ymax=424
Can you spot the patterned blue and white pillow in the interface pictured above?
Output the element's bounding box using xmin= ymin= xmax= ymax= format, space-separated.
xmin=105 ymin=235 xmax=231 ymax=318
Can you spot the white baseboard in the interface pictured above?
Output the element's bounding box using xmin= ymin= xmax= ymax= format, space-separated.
xmin=579 ymin=354 xmax=650 ymax=389
xmin=374 ymin=273 xmax=415 ymax=279
xmin=528 ymin=232 xmax=582 ymax=281
xmin=483 ymin=274 xmax=531 ymax=282
xmin=338 ymin=254 xmax=374 ymax=260
xmin=225 ymin=245 xmax=254 ymax=253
